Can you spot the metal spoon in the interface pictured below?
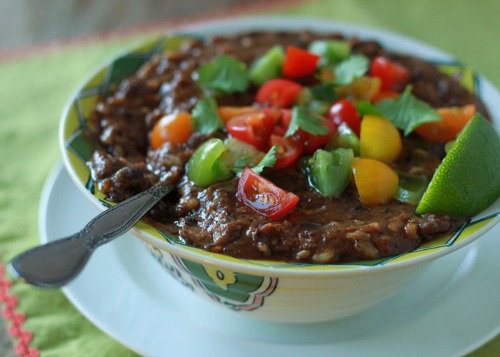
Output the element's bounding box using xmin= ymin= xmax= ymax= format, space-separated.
xmin=8 ymin=184 xmax=173 ymax=288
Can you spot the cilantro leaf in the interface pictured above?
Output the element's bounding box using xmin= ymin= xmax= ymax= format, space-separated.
xmin=196 ymin=55 xmax=249 ymax=95
xmin=190 ymin=93 xmax=224 ymax=135
xmin=309 ymin=83 xmax=337 ymax=103
xmin=251 ymin=145 xmax=278 ymax=174
xmin=334 ymin=54 xmax=369 ymax=85
xmin=285 ymin=106 xmax=329 ymax=137
xmin=231 ymin=145 xmax=278 ymax=175
xmin=376 ymin=86 xmax=441 ymax=135
xmin=355 ymin=100 xmax=382 ymax=117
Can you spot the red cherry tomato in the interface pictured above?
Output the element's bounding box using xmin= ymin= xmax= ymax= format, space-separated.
xmin=238 ymin=167 xmax=299 ymax=219
xmin=282 ymin=47 xmax=321 ymax=79
xmin=278 ymin=109 xmax=337 ymax=154
xmin=269 ymin=134 xmax=304 ymax=168
xmin=326 ymin=99 xmax=361 ymax=137
xmin=255 ymin=79 xmax=303 ymax=108
xmin=226 ymin=109 xmax=279 ymax=151
xmin=296 ymin=119 xmax=337 ymax=154
xmin=369 ymin=56 xmax=411 ymax=91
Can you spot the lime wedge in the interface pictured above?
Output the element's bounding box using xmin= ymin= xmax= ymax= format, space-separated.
xmin=416 ymin=114 xmax=500 ymax=217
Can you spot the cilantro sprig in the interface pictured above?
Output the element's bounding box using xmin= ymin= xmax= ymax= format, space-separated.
xmin=285 ymin=106 xmax=329 ymax=137
xmin=190 ymin=93 xmax=224 ymax=135
xmin=231 ymin=145 xmax=278 ymax=175
xmin=376 ymin=86 xmax=441 ymax=135
xmin=196 ymin=55 xmax=249 ymax=95
xmin=250 ymin=145 xmax=278 ymax=174
xmin=334 ymin=54 xmax=369 ymax=85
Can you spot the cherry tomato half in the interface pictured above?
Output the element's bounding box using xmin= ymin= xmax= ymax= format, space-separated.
xmin=269 ymin=134 xmax=304 ymax=169
xmin=150 ymin=112 xmax=192 ymax=150
xmin=226 ymin=109 xmax=279 ymax=151
xmin=295 ymin=118 xmax=337 ymax=155
xmin=282 ymin=46 xmax=321 ymax=79
xmin=369 ymin=56 xmax=411 ymax=91
xmin=238 ymin=167 xmax=299 ymax=219
xmin=415 ymin=104 xmax=476 ymax=143
xmin=255 ymin=79 xmax=303 ymax=108
xmin=218 ymin=106 xmax=260 ymax=123
xmin=326 ymin=99 xmax=361 ymax=136
xmin=279 ymin=109 xmax=337 ymax=155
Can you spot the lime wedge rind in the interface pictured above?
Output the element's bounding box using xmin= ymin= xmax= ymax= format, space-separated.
xmin=416 ymin=114 xmax=500 ymax=217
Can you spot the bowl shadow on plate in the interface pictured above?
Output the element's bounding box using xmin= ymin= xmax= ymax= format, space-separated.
xmin=113 ymin=234 xmax=478 ymax=345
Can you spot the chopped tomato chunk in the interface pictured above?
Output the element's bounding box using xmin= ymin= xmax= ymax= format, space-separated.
xmin=282 ymin=47 xmax=320 ymax=79
xmin=415 ymin=104 xmax=477 ymax=143
xmin=326 ymin=99 xmax=361 ymax=136
xmin=360 ymin=115 xmax=402 ymax=163
xmin=226 ymin=109 xmax=279 ymax=151
xmin=352 ymin=157 xmax=399 ymax=206
xmin=218 ymin=106 xmax=260 ymax=122
xmin=269 ymin=135 xmax=304 ymax=168
xmin=255 ymin=79 xmax=303 ymax=108
xmin=238 ymin=168 xmax=299 ymax=219
xmin=369 ymin=56 xmax=411 ymax=91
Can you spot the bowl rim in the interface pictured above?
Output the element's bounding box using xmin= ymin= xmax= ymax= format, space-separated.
xmin=59 ymin=15 xmax=500 ymax=278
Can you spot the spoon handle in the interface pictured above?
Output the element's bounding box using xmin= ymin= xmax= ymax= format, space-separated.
xmin=83 ymin=184 xmax=173 ymax=249
xmin=8 ymin=184 xmax=172 ymax=288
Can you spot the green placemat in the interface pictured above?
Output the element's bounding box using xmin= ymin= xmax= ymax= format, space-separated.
xmin=0 ymin=0 xmax=498 ymax=356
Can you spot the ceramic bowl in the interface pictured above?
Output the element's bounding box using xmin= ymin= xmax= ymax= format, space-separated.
xmin=59 ymin=17 xmax=500 ymax=323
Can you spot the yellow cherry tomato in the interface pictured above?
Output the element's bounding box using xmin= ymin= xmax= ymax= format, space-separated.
xmin=352 ymin=157 xmax=399 ymax=206
xmin=336 ymin=76 xmax=381 ymax=101
xmin=360 ymin=115 xmax=402 ymax=162
xmin=150 ymin=112 xmax=192 ymax=150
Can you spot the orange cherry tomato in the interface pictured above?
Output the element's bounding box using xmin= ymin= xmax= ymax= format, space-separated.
xmin=415 ymin=104 xmax=476 ymax=143
xmin=218 ymin=106 xmax=260 ymax=123
xmin=352 ymin=157 xmax=399 ymax=206
xmin=150 ymin=112 xmax=192 ymax=150
xmin=360 ymin=115 xmax=402 ymax=163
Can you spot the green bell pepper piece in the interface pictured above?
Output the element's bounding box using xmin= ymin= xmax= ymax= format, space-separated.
xmin=325 ymin=122 xmax=360 ymax=156
xmin=394 ymin=171 xmax=427 ymax=205
xmin=187 ymin=138 xmax=233 ymax=186
xmin=306 ymin=148 xmax=354 ymax=196
xmin=308 ymin=40 xmax=351 ymax=66
xmin=249 ymin=45 xmax=285 ymax=86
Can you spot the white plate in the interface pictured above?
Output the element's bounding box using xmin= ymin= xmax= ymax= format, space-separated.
xmin=39 ymin=164 xmax=500 ymax=357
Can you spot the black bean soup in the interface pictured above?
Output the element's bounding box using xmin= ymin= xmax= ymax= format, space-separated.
xmin=86 ymin=31 xmax=486 ymax=264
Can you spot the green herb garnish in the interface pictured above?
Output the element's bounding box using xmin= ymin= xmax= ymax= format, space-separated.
xmin=285 ymin=106 xmax=329 ymax=137
xmin=334 ymin=54 xmax=369 ymax=85
xmin=196 ymin=55 xmax=249 ymax=94
xmin=376 ymin=86 xmax=441 ymax=135
xmin=190 ymin=93 xmax=224 ymax=134
xmin=355 ymin=100 xmax=382 ymax=117
xmin=250 ymin=145 xmax=278 ymax=174
xmin=309 ymin=83 xmax=338 ymax=103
